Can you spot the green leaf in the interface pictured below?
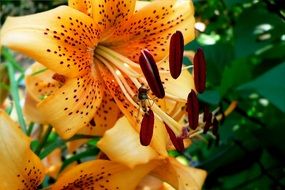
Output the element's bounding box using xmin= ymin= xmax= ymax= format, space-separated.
xmin=219 ymin=58 xmax=252 ymax=96
xmin=223 ymin=0 xmax=251 ymax=9
xmin=238 ymin=62 xmax=285 ymax=112
xmin=0 ymin=64 xmax=9 ymax=105
xmin=198 ymin=90 xmax=221 ymax=105
xmin=234 ymin=4 xmax=285 ymax=57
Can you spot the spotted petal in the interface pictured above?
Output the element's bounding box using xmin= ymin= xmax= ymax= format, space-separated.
xmin=51 ymin=159 xmax=160 ymax=190
xmin=68 ymin=0 xmax=93 ymax=16
xmin=25 ymin=63 xmax=103 ymax=139
xmin=25 ymin=62 xmax=61 ymax=102
xmin=67 ymin=88 xmax=122 ymax=152
xmin=1 ymin=6 xmax=101 ymax=77
xmin=104 ymin=0 xmax=195 ymax=62
xmin=0 ymin=110 xmax=45 ymax=189
xmin=92 ymin=0 xmax=136 ymax=39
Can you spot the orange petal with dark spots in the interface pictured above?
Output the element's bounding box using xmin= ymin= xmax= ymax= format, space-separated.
xmin=187 ymin=90 xmax=199 ymax=130
xmin=194 ymin=48 xmax=207 ymax=93
xmin=25 ymin=62 xmax=61 ymax=101
xmin=92 ymin=0 xmax=136 ymax=37
xmin=68 ymin=0 xmax=93 ymax=17
xmin=140 ymin=109 xmax=155 ymax=146
xmin=139 ymin=50 xmax=165 ymax=99
xmin=51 ymin=159 xmax=160 ymax=190
xmin=106 ymin=0 xmax=195 ymax=62
xmin=0 ymin=110 xmax=45 ymax=189
xmin=1 ymin=6 xmax=101 ymax=77
xmin=67 ymin=89 xmax=122 ymax=152
xmin=29 ymin=66 xmax=104 ymax=139
xmin=169 ymin=31 xmax=184 ymax=79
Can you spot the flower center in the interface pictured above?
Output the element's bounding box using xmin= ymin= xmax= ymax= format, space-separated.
xmin=94 ymin=45 xmax=198 ymax=137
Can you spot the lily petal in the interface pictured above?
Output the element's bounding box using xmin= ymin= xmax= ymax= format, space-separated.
xmin=36 ymin=68 xmax=103 ymax=139
xmin=97 ymin=117 xmax=159 ymax=168
xmin=24 ymin=92 xmax=47 ymax=123
xmin=1 ymin=6 xmax=100 ymax=77
xmin=25 ymin=62 xmax=60 ymax=102
xmin=68 ymin=88 xmax=122 ymax=152
xmin=51 ymin=159 xmax=160 ymax=190
xmin=0 ymin=110 xmax=45 ymax=189
xmin=97 ymin=60 xmax=139 ymax=128
xmin=68 ymin=0 xmax=93 ymax=17
xmin=152 ymin=157 xmax=207 ymax=190
xmin=159 ymin=58 xmax=195 ymax=101
xmin=135 ymin=1 xmax=151 ymax=11
xmin=104 ymin=0 xmax=195 ymax=62
xmin=92 ymin=0 xmax=136 ymax=39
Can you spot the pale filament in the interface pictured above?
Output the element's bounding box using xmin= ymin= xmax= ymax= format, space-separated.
xmin=95 ymin=46 xmax=195 ymax=137
xmin=96 ymin=48 xmax=140 ymax=78
xmin=95 ymin=55 xmax=139 ymax=110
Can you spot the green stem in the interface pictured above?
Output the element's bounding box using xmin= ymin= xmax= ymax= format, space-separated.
xmin=27 ymin=122 xmax=35 ymax=136
xmin=39 ymin=134 xmax=99 ymax=159
xmin=5 ymin=59 xmax=27 ymax=133
xmin=2 ymin=48 xmax=25 ymax=73
xmin=35 ymin=125 xmax=53 ymax=155
xmin=60 ymin=147 xmax=100 ymax=172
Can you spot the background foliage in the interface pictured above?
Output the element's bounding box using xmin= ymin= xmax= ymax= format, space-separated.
xmin=1 ymin=0 xmax=285 ymax=189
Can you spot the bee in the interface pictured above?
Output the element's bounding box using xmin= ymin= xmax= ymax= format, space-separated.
xmin=137 ymin=84 xmax=149 ymax=113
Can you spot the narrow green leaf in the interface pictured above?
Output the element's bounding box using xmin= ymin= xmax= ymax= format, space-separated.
xmin=4 ymin=52 xmax=27 ymax=133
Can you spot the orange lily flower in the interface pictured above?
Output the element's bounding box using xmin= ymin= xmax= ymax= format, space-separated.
xmin=97 ymin=116 xmax=207 ymax=189
xmin=1 ymin=0 xmax=196 ymax=145
xmin=0 ymin=110 xmax=45 ymax=189
xmin=0 ymin=110 xmax=205 ymax=189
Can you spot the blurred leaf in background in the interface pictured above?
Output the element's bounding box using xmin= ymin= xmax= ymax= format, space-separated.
xmin=187 ymin=0 xmax=285 ymax=189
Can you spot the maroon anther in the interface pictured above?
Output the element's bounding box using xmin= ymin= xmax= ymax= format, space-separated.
xmin=169 ymin=31 xmax=184 ymax=79
xmin=52 ymin=73 xmax=66 ymax=83
xmin=193 ymin=48 xmax=206 ymax=93
xmin=140 ymin=109 xmax=155 ymax=146
xmin=203 ymin=112 xmax=212 ymax=134
xmin=203 ymin=105 xmax=212 ymax=134
xmin=203 ymin=106 xmax=210 ymax=122
xmin=165 ymin=124 xmax=185 ymax=152
xmin=212 ymin=117 xmax=219 ymax=136
xmin=139 ymin=49 xmax=165 ymax=98
xmin=186 ymin=90 xmax=199 ymax=130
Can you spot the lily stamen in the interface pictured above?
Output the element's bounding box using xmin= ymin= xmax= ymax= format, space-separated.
xmin=97 ymin=46 xmax=140 ymax=69
xmin=169 ymin=31 xmax=184 ymax=79
xmin=95 ymin=56 xmax=139 ymax=110
xmin=139 ymin=49 xmax=165 ymax=99
xmin=95 ymin=48 xmax=140 ymax=78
